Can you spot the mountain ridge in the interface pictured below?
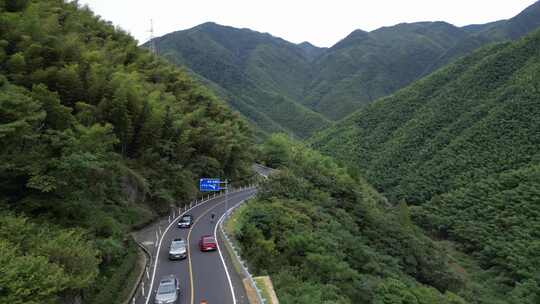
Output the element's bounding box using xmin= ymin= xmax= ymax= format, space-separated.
xmin=151 ymin=21 xmax=331 ymax=139
xmin=149 ymin=1 xmax=540 ymax=135
xmin=310 ymin=27 xmax=540 ymax=302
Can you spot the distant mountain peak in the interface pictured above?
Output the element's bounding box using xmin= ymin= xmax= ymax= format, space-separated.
xmin=298 ymin=41 xmax=316 ymax=48
xmin=297 ymin=41 xmax=326 ymax=61
xmin=198 ymin=21 xmax=218 ymax=27
xmin=194 ymin=21 xmax=235 ymax=31
xmin=371 ymin=21 xmax=458 ymax=34
xmin=153 ymin=2 xmax=540 ymax=130
xmin=350 ymin=28 xmax=369 ymax=36
xmin=192 ymin=21 xmax=226 ymax=31
xmin=330 ymin=29 xmax=370 ymax=51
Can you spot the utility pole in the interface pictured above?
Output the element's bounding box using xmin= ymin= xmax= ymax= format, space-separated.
xmin=148 ymin=19 xmax=157 ymax=55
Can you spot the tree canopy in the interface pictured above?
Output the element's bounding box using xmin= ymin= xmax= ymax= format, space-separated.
xmin=236 ymin=134 xmax=466 ymax=303
xmin=312 ymin=29 xmax=540 ymax=303
xmin=0 ymin=0 xmax=253 ymax=302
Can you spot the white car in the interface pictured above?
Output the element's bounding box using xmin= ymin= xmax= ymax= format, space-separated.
xmin=155 ymin=275 xmax=180 ymax=304
xmin=168 ymin=238 xmax=187 ymax=260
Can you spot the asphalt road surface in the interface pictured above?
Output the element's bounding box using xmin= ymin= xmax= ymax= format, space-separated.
xmin=252 ymin=164 xmax=276 ymax=178
xmin=147 ymin=188 xmax=257 ymax=304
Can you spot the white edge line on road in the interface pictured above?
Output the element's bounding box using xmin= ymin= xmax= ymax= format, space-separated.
xmin=215 ymin=198 xmax=251 ymax=304
xmin=144 ymin=189 xmax=250 ymax=304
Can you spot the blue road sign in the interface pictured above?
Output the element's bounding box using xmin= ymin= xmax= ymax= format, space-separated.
xmin=199 ymin=178 xmax=221 ymax=192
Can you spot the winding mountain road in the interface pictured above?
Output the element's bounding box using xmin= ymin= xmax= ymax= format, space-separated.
xmin=142 ymin=188 xmax=257 ymax=304
xmin=133 ymin=165 xmax=275 ymax=304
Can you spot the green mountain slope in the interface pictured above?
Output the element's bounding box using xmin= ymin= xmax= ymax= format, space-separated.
xmin=312 ymin=29 xmax=540 ymax=300
xmin=239 ymin=135 xmax=467 ymax=303
xmin=305 ymin=22 xmax=469 ymax=120
xmin=312 ymin=30 xmax=540 ymax=203
xmin=153 ymin=22 xmax=331 ymax=138
xmin=414 ymin=163 xmax=540 ymax=301
xmin=0 ymin=1 xmax=252 ymax=303
xmin=309 ymin=1 xmax=540 ymax=120
xmin=153 ymin=2 xmax=540 ymax=125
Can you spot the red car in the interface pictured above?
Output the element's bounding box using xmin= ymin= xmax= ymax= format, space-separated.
xmin=199 ymin=235 xmax=217 ymax=252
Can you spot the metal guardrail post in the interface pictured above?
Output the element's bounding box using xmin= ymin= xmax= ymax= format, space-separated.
xmin=129 ymin=184 xmax=258 ymax=304
xmin=220 ymin=197 xmax=266 ymax=304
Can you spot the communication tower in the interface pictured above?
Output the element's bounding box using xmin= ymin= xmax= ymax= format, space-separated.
xmin=148 ymin=19 xmax=157 ymax=55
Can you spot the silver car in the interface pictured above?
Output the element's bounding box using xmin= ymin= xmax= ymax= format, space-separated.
xmin=154 ymin=275 xmax=180 ymax=304
xmin=168 ymin=238 xmax=187 ymax=260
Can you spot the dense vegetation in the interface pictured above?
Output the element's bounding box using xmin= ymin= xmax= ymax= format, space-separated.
xmin=304 ymin=22 xmax=470 ymax=120
xmin=312 ymin=29 xmax=540 ymax=302
xmin=152 ymin=1 xmax=540 ymax=129
xmin=3 ymin=1 xmax=539 ymax=303
xmin=0 ymin=0 xmax=252 ymax=302
xmin=413 ymin=164 xmax=540 ymax=302
xmin=235 ymin=134 xmax=468 ymax=304
xmin=305 ymin=0 xmax=540 ymax=120
xmin=152 ymin=22 xmax=331 ymax=139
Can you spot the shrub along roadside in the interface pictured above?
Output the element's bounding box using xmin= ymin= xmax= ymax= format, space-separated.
xmin=84 ymin=239 xmax=141 ymax=304
xmin=236 ymin=134 xmax=466 ymax=304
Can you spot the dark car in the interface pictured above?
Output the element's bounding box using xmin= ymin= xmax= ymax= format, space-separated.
xmin=168 ymin=238 xmax=187 ymax=260
xmin=177 ymin=214 xmax=193 ymax=228
xmin=154 ymin=275 xmax=180 ymax=304
xmin=199 ymin=235 xmax=217 ymax=252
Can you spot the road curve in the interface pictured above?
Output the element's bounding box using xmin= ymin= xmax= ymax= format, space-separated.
xmin=252 ymin=164 xmax=276 ymax=178
xmin=146 ymin=188 xmax=256 ymax=304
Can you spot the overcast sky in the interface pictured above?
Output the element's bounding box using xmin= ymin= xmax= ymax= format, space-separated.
xmin=79 ymin=0 xmax=538 ymax=47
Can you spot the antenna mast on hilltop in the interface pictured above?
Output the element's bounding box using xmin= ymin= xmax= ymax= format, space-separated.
xmin=148 ymin=19 xmax=157 ymax=55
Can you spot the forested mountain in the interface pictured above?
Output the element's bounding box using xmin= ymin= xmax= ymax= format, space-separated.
xmin=0 ymin=1 xmax=252 ymax=303
xmin=301 ymin=0 xmax=540 ymax=120
xmin=241 ymin=134 xmax=537 ymax=303
xmin=151 ymin=22 xmax=331 ymax=139
xmin=151 ymin=1 xmax=540 ymax=129
xmin=305 ymin=22 xmax=470 ymax=120
xmin=241 ymin=135 xmax=467 ymax=303
xmin=312 ymin=29 xmax=540 ymax=302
